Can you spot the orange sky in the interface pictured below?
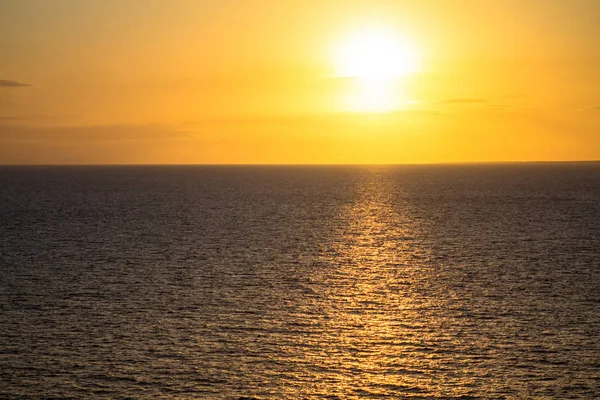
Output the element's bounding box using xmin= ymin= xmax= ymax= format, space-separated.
xmin=1 ymin=0 xmax=599 ymax=164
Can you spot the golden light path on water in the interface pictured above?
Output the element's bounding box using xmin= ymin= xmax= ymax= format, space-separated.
xmin=270 ymin=169 xmax=477 ymax=398
xmin=317 ymin=171 xmax=432 ymax=396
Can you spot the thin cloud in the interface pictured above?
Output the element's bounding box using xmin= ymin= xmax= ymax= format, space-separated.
xmin=0 ymin=124 xmax=193 ymax=143
xmin=0 ymin=79 xmax=31 ymax=88
xmin=486 ymin=105 xmax=510 ymax=112
xmin=577 ymin=105 xmax=600 ymax=113
xmin=181 ymin=109 xmax=442 ymax=127
xmin=0 ymin=113 xmax=84 ymax=122
xmin=0 ymin=116 xmax=31 ymax=121
xmin=438 ymin=98 xmax=487 ymax=104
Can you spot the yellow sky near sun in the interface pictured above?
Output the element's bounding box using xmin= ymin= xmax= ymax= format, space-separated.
xmin=0 ymin=0 xmax=599 ymax=164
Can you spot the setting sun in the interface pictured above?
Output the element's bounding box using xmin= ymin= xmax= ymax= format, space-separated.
xmin=335 ymin=27 xmax=419 ymax=112
xmin=336 ymin=28 xmax=419 ymax=82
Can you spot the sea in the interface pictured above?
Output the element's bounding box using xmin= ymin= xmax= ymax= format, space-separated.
xmin=0 ymin=163 xmax=599 ymax=399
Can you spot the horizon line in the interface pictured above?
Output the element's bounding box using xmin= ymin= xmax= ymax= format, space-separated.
xmin=1 ymin=160 xmax=599 ymax=167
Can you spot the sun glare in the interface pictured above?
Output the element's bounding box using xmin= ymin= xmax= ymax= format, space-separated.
xmin=336 ymin=28 xmax=419 ymax=82
xmin=335 ymin=27 xmax=419 ymax=112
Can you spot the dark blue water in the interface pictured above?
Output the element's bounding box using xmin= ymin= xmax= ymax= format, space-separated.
xmin=1 ymin=164 xmax=599 ymax=399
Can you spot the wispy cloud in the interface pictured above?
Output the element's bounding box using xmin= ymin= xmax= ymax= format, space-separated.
xmin=0 ymin=79 xmax=31 ymax=88
xmin=438 ymin=98 xmax=487 ymax=104
xmin=0 ymin=116 xmax=31 ymax=122
xmin=0 ymin=113 xmax=85 ymax=123
xmin=577 ymin=105 xmax=600 ymax=113
xmin=486 ymin=105 xmax=510 ymax=112
xmin=0 ymin=124 xmax=193 ymax=143
xmin=181 ymin=109 xmax=442 ymax=127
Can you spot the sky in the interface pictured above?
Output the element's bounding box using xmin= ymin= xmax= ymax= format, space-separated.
xmin=1 ymin=0 xmax=599 ymax=164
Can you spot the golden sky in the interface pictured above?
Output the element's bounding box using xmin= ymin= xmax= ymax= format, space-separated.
xmin=1 ymin=0 xmax=599 ymax=164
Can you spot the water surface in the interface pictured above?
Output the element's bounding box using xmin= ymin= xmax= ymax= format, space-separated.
xmin=1 ymin=164 xmax=599 ymax=398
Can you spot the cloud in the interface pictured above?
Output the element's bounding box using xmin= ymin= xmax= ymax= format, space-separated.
xmin=577 ymin=105 xmax=600 ymax=113
xmin=0 ymin=116 xmax=31 ymax=122
xmin=0 ymin=79 xmax=31 ymax=88
xmin=181 ymin=109 xmax=442 ymax=127
xmin=0 ymin=124 xmax=221 ymax=165
xmin=438 ymin=98 xmax=487 ymax=104
xmin=0 ymin=124 xmax=193 ymax=143
xmin=0 ymin=113 xmax=84 ymax=123
xmin=486 ymin=105 xmax=510 ymax=112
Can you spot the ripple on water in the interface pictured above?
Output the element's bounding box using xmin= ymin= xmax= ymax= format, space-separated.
xmin=0 ymin=164 xmax=599 ymax=398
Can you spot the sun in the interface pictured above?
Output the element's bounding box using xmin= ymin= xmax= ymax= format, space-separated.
xmin=335 ymin=27 xmax=419 ymax=111
xmin=336 ymin=28 xmax=418 ymax=81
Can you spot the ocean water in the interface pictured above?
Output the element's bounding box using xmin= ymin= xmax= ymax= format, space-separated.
xmin=0 ymin=164 xmax=599 ymax=399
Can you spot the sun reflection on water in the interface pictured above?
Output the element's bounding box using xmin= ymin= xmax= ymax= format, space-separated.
xmin=296 ymin=169 xmax=446 ymax=397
